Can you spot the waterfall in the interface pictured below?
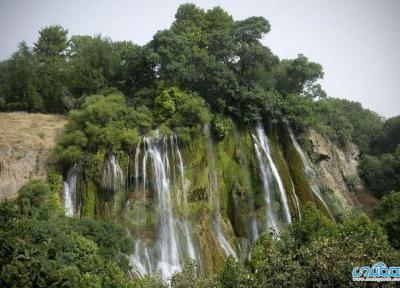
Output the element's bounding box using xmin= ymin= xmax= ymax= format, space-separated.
xmin=204 ymin=124 xmax=237 ymax=260
xmin=286 ymin=122 xmax=334 ymax=219
xmin=290 ymin=178 xmax=302 ymax=220
xmin=101 ymin=154 xmax=124 ymax=191
xmin=144 ymin=135 xmax=180 ymax=279
xmin=173 ymin=135 xmax=197 ymax=261
xmin=130 ymin=132 xmax=198 ymax=280
xmin=63 ymin=165 xmax=77 ymax=217
xmin=130 ymin=240 xmax=153 ymax=277
xmin=252 ymin=122 xmax=292 ymax=232
xmin=250 ymin=217 xmax=259 ymax=243
xmin=134 ymin=139 xmax=141 ymax=186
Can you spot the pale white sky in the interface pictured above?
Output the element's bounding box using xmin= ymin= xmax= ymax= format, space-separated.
xmin=0 ymin=0 xmax=399 ymax=117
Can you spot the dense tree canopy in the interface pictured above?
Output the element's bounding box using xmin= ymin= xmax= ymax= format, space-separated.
xmin=0 ymin=4 xmax=325 ymax=125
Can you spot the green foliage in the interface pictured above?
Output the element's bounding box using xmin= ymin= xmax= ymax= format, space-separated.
xmin=219 ymin=205 xmax=399 ymax=288
xmin=0 ymin=42 xmax=43 ymax=112
xmin=248 ymin=233 xmax=304 ymax=287
xmin=33 ymin=25 xmax=69 ymax=113
xmin=372 ymin=115 xmax=400 ymax=154
xmin=344 ymin=174 xmax=362 ymax=192
xmin=1 ymin=4 xmax=399 ymax=287
xmin=375 ymin=191 xmax=400 ymax=249
xmin=53 ymin=92 xmax=146 ymax=171
xmin=285 ymin=97 xmax=383 ymax=150
xmin=171 ymin=261 xmax=215 ymax=288
xmin=211 ymin=114 xmax=232 ymax=139
xmin=218 ymin=256 xmax=252 ymax=288
xmin=0 ymin=184 xmax=136 ymax=288
xmin=289 ymin=204 xmax=337 ymax=245
xmin=34 ymin=25 xmax=68 ymax=58
xmin=359 ymin=153 xmax=400 ymax=198
xmin=67 ymin=35 xmax=120 ymax=97
xmin=155 ymin=84 xmax=211 ymax=127
xmin=17 ymin=180 xmax=52 ymax=216
xmin=0 ymin=4 xmax=330 ymax=128
xmin=275 ymin=54 xmax=324 ymax=97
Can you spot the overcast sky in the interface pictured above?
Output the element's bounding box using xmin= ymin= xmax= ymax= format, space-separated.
xmin=0 ymin=0 xmax=399 ymax=118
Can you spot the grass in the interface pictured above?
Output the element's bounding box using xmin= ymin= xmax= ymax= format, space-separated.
xmin=0 ymin=112 xmax=67 ymax=151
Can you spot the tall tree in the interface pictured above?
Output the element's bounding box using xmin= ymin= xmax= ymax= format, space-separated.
xmin=34 ymin=25 xmax=69 ymax=112
xmin=33 ymin=25 xmax=68 ymax=58
xmin=66 ymin=35 xmax=120 ymax=97
xmin=0 ymin=42 xmax=42 ymax=111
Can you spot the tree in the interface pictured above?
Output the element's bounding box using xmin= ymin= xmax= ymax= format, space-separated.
xmin=0 ymin=42 xmax=42 ymax=111
xmin=375 ymin=191 xmax=400 ymax=249
xmin=0 ymin=187 xmax=135 ymax=288
xmin=33 ymin=25 xmax=68 ymax=58
xmin=53 ymin=92 xmax=148 ymax=172
xmin=233 ymin=16 xmax=271 ymax=45
xmin=113 ymin=41 xmax=156 ymax=99
xmin=359 ymin=153 xmax=400 ymax=197
xmin=66 ymin=35 xmax=120 ymax=97
xmin=34 ymin=25 xmax=69 ymax=112
xmin=275 ymin=54 xmax=324 ymax=97
xmin=154 ymin=84 xmax=211 ymax=127
xmin=171 ymin=4 xmax=208 ymax=47
xmin=204 ymin=7 xmax=234 ymax=61
xmin=372 ymin=115 xmax=400 ymax=154
xmin=17 ymin=180 xmax=51 ymax=210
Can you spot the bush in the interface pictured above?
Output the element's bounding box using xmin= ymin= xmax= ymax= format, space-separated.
xmin=211 ymin=114 xmax=232 ymax=139
xmin=155 ymin=85 xmax=211 ymax=128
xmin=375 ymin=191 xmax=400 ymax=249
xmin=358 ymin=154 xmax=400 ymax=197
xmin=0 ymin=191 xmax=136 ymax=288
xmin=17 ymin=179 xmax=51 ymax=213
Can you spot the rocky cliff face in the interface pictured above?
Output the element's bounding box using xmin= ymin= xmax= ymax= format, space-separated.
xmin=0 ymin=112 xmax=67 ymax=200
xmin=308 ymin=128 xmax=377 ymax=215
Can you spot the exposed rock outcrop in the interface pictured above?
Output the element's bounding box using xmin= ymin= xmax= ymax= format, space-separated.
xmin=0 ymin=112 xmax=67 ymax=200
xmin=308 ymin=128 xmax=377 ymax=214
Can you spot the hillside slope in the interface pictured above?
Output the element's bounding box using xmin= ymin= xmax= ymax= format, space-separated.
xmin=0 ymin=112 xmax=67 ymax=200
xmin=308 ymin=128 xmax=377 ymax=214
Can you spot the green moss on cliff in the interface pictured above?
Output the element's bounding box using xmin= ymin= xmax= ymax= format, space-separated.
xmin=81 ymin=179 xmax=97 ymax=217
xmin=268 ymin=128 xmax=300 ymax=219
xmin=280 ymin=125 xmax=333 ymax=220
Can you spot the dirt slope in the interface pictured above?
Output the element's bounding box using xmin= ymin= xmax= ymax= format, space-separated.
xmin=0 ymin=112 xmax=67 ymax=200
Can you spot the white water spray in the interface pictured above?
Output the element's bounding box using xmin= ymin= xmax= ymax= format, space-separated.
xmin=63 ymin=165 xmax=77 ymax=217
xmin=252 ymin=122 xmax=291 ymax=231
xmin=286 ymin=122 xmax=334 ymax=220
xmin=101 ymin=154 xmax=124 ymax=191
xmin=130 ymin=133 xmax=198 ymax=280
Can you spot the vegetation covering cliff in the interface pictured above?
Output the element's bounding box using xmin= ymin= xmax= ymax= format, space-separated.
xmin=0 ymin=3 xmax=399 ymax=287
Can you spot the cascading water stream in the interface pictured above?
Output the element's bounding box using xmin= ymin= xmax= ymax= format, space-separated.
xmin=145 ymin=136 xmax=180 ymax=279
xmin=290 ymin=178 xmax=302 ymax=220
xmin=203 ymin=124 xmax=237 ymax=260
xmin=63 ymin=165 xmax=77 ymax=217
xmin=252 ymin=122 xmax=292 ymax=232
xmin=285 ymin=122 xmax=334 ymax=220
xmin=130 ymin=240 xmax=153 ymax=277
xmin=130 ymin=132 xmax=198 ymax=280
xmin=101 ymin=154 xmax=124 ymax=191
xmin=172 ymin=135 xmax=197 ymax=261
xmin=134 ymin=139 xmax=141 ymax=187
